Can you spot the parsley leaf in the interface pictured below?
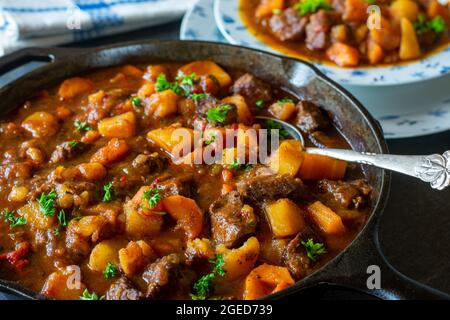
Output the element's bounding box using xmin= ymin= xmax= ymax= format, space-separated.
xmin=68 ymin=141 xmax=80 ymax=148
xmin=58 ymin=209 xmax=68 ymax=227
xmin=80 ymin=289 xmax=104 ymax=300
xmin=155 ymin=74 xmax=185 ymax=96
xmin=2 ymin=209 xmax=27 ymax=229
xmin=301 ymin=238 xmax=326 ymax=262
xmin=414 ymin=14 xmax=447 ymax=34
xmin=278 ymin=97 xmax=294 ymax=104
xmin=74 ymin=120 xmax=92 ymax=132
xmin=141 ymin=188 xmax=162 ymax=211
xmin=191 ymin=93 xmax=208 ymax=100
xmin=294 ymin=0 xmax=331 ymax=16
xmin=38 ymin=190 xmax=57 ymax=217
xmin=266 ymin=119 xmax=291 ymax=138
xmin=102 ymin=182 xmax=114 ymax=202
xmin=272 ymin=8 xmax=281 ymax=15
xmin=131 ymin=96 xmax=142 ymax=107
xmin=207 ymin=104 xmax=232 ymax=124
xmin=255 ymin=99 xmax=266 ymax=109
xmin=103 ymin=262 xmax=118 ymax=279
xmin=428 ymin=16 xmax=447 ymax=33
xmin=176 ymin=72 xmax=197 ymax=92
xmin=191 ymin=254 xmax=225 ymax=300
xmin=204 ymin=133 xmax=217 ymax=145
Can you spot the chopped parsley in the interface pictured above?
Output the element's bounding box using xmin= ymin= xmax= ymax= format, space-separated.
xmin=141 ymin=188 xmax=162 ymax=211
xmin=272 ymin=8 xmax=282 ymax=15
xmin=2 ymin=209 xmax=27 ymax=229
xmin=58 ymin=209 xmax=68 ymax=227
xmin=414 ymin=14 xmax=447 ymax=34
xmin=228 ymin=159 xmax=253 ymax=171
xmin=103 ymin=262 xmax=118 ymax=279
xmin=266 ymin=119 xmax=290 ymax=138
xmin=255 ymin=99 xmax=266 ymax=109
xmin=176 ymin=72 xmax=197 ymax=91
xmin=74 ymin=120 xmax=92 ymax=132
xmin=155 ymin=74 xmax=185 ymax=96
xmin=38 ymin=190 xmax=57 ymax=217
xmin=102 ymin=182 xmax=114 ymax=202
xmin=191 ymin=93 xmax=208 ymax=100
xmin=294 ymin=0 xmax=331 ymax=16
xmin=364 ymin=0 xmax=376 ymax=4
xmin=68 ymin=141 xmax=80 ymax=148
xmin=278 ymin=97 xmax=294 ymax=104
xmin=80 ymin=289 xmax=104 ymax=300
xmin=428 ymin=16 xmax=447 ymax=33
xmin=191 ymin=254 xmax=225 ymax=300
xmin=301 ymin=238 xmax=326 ymax=262
xmin=207 ymin=104 xmax=232 ymax=124
xmin=204 ymin=133 xmax=217 ymax=145
xmin=131 ymin=96 xmax=142 ymax=107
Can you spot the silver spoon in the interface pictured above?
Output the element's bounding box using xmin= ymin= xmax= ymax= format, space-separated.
xmin=255 ymin=116 xmax=450 ymax=190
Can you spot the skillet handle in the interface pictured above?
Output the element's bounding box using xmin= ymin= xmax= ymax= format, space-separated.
xmin=0 ymin=47 xmax=84 ymax=77
xmin=319 ymin=229 xmax=450 ymax=300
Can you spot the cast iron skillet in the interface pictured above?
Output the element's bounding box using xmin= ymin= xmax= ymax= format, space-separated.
xmin=0 ymin=40 xmax=447 ymax=300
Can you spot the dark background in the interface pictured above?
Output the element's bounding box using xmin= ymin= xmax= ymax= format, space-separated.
xmin=1 ymin=21 xmax=449 ymax=300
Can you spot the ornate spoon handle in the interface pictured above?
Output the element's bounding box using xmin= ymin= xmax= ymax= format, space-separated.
xmin=306 ymin=148 xmax=450 ymax=190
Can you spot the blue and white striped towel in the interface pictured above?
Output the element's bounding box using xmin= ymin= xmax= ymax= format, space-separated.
xmin=0 ymin=0 xmax=197 ymax=56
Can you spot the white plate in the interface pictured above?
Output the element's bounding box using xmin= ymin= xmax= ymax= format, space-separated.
xmin=181 ymin=0 xmax=450 ymax=139
xmin=215 ymin=0 xmax=450 ymax=86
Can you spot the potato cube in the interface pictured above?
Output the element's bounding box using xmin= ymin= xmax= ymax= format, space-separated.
xmin=124 ymin=202 xmax=163 ymax=238
xmin=222 ymin=94 xmax=252 ymax=124
xmin=399 ymin=17 xmax=421 ymax=60
xmin=18 ymin=201 xmax=55 ymax=230
xmin=147 ymin=125 xmax=194 ymax=159
xmin=216 ymin=237 xmax=260 ymax=281
xmin=147 ymin=90 xmax=179 ymax=118
xmin=265 ymin=199 xmax=306 ymax=238
xmin=98 ymin=112 xmax=136 ymax=138
xmin=178 ymin=61 xmax=232 ymax=88
xmin=88 ymin=239 xmax=125 ymax=272
xmin=119 ymin=240 xmax=156 ymax=276
xmin=58 ymin=77 xmax=93 ymax=99
xmin=268 ymin=101 xmax=297 ymax=121
xmin=307 ymin=201 xmax=346 ymax=235
xmin=22 ymin=111 xmax=59 ymax=138
xmin=268 ymin=139 xmax=304 ymax=176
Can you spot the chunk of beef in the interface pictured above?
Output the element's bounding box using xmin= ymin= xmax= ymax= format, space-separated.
xmin=50 ymin=141 xmax=88 ymax=163
xmin=192 ymin=93 xmax=219 ymax=117
xmin=318 ymin=179 xmax=372 ymax=210
xmin=106 ymin=277 xmax=144 ymax=300
xmin=237 ymin=174 xmax=302 ymax=203
xmin=332 ymin=0 xmax=346 ymax=14
xmin=143 ymin=253 xmax=195 ymax=299
xmin=209 ymin=191 xmax=256 ymax=248
xmin=295 ymin=101 xmax=329 ymax=133
xmin=0 ymin=162 xmax=32 ymax=181
xmin=305 ymin=10 xmax=331 ymax=50
xmin=231 ymin=73 xmax=273 ymax=109
xmin=282 ymin=227 xmax=322 ymax=279
xmin=132 ymin=152 xmax=168 ymax=173
xmin=269 ymin=8 xmax=308 ymax=41
xmin=155 ymin=174 xmax=196 ymax=198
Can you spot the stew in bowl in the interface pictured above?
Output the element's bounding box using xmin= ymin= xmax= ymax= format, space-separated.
xmin=241 ymin=0 xmax=449 ymax=67
xmin=0 ymin=60 xmax=373 ymax=300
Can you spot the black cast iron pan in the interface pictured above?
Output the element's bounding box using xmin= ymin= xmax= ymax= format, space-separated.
xmin=0 ymin=40 xmax=447 ymax=300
